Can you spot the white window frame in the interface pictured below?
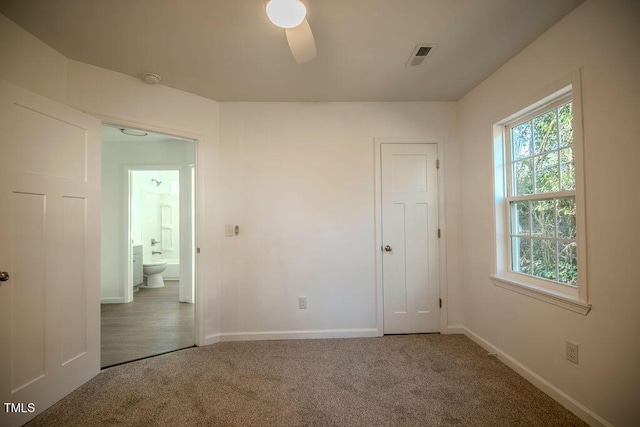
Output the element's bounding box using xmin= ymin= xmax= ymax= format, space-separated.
xmin=491 ymin=71 xmax=590 ymax=315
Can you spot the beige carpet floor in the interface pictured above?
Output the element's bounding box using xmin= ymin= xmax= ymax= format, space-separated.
xmin=28 ymin=335 xmax=586 ymax=426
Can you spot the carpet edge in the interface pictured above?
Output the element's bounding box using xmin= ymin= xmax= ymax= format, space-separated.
xmin=448 ymin=325 xmax=612 ymax=427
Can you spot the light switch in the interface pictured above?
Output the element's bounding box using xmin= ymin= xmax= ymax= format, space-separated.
xmin=225 ymin=224 xmax=234 ymax=237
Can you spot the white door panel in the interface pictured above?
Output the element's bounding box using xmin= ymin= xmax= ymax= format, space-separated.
xmin=0 ymin=80 xmax=101 ymax=426
xmin=382 ymin=143 xmax=439 ymax=334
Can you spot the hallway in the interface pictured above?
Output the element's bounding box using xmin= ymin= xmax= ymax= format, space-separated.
xmin=101 ymin=281 xmax=194 ymax=368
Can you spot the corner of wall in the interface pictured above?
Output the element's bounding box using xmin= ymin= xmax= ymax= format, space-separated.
xmin=0 ymin=13 xmax=69 ymax=104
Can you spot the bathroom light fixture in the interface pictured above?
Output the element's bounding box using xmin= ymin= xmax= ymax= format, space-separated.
xmin=266 ymin=0 xmax=306 ymax=29
xmin=120 ymin=128 xmax=148 ymax=137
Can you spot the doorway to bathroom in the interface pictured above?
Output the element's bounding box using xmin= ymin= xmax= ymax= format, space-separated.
xmin=100 ymin=125 xmax=197 ymax=368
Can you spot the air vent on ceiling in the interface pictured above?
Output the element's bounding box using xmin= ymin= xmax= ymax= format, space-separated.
xmin=405 ymin=44 xmax=436 ymax=68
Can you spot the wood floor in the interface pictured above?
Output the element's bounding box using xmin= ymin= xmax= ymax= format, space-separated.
xmin=101 ymin=280 xmax=194 ymax=368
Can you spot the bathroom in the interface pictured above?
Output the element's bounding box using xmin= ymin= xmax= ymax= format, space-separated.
xmin=100 ymin=124 xmax=196 ymax=367
xmin=131 ymin=170 xmax=181 ymax=290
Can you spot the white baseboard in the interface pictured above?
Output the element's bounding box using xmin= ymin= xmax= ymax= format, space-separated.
xmin=445 ymin=325 xmax=466 ymax=335
xmin=204 ymin=334 xmax=220 ymax=346
xmin=100 ymin=297 xmax=125 ymax=304
xmin=454 ymin=325 xmax=612 ymax=427
xmin=216 ymin=328 xmax=379 ymax=342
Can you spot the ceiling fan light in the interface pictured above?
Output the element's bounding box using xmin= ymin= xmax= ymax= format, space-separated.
xmin=266 ymin=0 xmax=306 ymax=29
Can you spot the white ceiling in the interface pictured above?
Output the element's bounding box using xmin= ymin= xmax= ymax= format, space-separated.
xmin=0 ymin=0 xmax=584 ymax=102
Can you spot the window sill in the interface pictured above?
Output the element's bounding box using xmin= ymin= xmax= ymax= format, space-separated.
xmin=490 ymin=274 xmax=591 ymax=315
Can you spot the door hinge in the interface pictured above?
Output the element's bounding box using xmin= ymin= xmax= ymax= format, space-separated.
xmin=438 ymin=229 xmax=441 ymax=238
xmin=436 ymin=159 xmax=440 ymax=169
xmin=439 ymin=298 xmax=442 ymax=308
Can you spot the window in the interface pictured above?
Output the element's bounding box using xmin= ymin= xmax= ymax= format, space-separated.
xmin=508 ymin=97 xmax=576 ymax=285
xmin=491 ymin=76 xmax=590 ymax=314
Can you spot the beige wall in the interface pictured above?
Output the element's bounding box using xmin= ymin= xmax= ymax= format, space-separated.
xmin=219 ymin=102 xmax=460 ymax=336
xmin=456 ymin=1 xmax=640 ymax=425
xmin=0 ymin=14 xmax=67 ymax=103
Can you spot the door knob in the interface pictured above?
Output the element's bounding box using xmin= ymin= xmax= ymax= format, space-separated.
xmin=384 ymin=245 xmax=392 ymax=252
xmin=0 ymin=271 xmax=10 ymax=282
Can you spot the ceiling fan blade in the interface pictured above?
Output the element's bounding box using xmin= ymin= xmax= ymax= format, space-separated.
xmin=285 ymin=18 xmax=316 ymax=63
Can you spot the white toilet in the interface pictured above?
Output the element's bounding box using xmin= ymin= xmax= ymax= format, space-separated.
xmin=142 ymin=262 xmax=167 ymax=288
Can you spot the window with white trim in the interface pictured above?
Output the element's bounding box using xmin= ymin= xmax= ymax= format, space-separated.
xmin=492 ymin=78 xmax=590 ymax=314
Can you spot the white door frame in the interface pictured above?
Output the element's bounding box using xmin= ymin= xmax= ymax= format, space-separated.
xmin=373 ymin=138 xmax=448 ymax=335
xmin=93 ymin=113 xmax=206 ymax=347
xmin=122 ymin=164 xmax=195 ymax=304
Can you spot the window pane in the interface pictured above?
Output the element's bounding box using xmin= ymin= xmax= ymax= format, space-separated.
xmin=513 ymin=159 xmax=533 ymax=195
xmin=533 ymin=110 xmax=559 ymax=154
xmin=557 ymin=197 xmax=576 ymax=239
xmin=534 ymin=152 xmax=560 ymax=193
xmin=511 ymin=237 xmax=532 ymax=275
xmin=510 ymin=201 xmax=530 ymax=235
xmin=531 ymin=199 xmax=555 ymax=237
xmin=512 ymin=121 xmax=532 ymax=160
xmin=558 ymin=241 xmax=578 ymax=286
xmin=560 ymin=147 xmax=575 ymax=190
xmin=559 ymin=102 xmax=573 ymax=147
xmin=532 ymin=238 xmax=557 ymax=281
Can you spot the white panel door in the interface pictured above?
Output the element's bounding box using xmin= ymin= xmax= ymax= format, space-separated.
xmin=381 ymin=143 xmax=440 ymax=334
xmin=0 ymin=80 xmax=101 ymax=426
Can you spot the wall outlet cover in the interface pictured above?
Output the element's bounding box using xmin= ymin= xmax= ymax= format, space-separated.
xmin=566 ymin=341 xmax=579 ymax=364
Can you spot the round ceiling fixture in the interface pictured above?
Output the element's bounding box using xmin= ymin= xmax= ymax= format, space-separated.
xmin=266 ymin=0 xmax=306 ymax=29
xmin=141 ymin=72 xmax=161 ymax=85
xmin=120 ymin=128 xmax=148 ymax=137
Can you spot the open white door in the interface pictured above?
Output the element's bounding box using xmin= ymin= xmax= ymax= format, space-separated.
xmin=0 ymin=80 xmax=101 ymax=426
xmin=381 ymin=143 xmax=440 ymax=334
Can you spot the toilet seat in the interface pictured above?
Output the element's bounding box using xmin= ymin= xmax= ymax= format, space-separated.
xmin=143 ymin=261 xmax=167 ymax=267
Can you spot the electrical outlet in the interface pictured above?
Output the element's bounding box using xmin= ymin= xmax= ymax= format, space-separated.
xmin=298 ymin=297 xmax=307 ymax=310
xmin=566 ymin=341 xmax=579 ymax=364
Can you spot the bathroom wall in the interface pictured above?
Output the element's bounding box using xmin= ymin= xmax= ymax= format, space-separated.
xmin=101 ymin=139 xmax=195 ymax=302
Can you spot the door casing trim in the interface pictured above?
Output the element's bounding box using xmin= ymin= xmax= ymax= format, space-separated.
xmin=89 ymin=112 xmax=206 ymax=347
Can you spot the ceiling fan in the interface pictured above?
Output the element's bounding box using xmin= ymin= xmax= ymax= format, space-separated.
xmin=265 ymin=0 xmax=317 ymax=63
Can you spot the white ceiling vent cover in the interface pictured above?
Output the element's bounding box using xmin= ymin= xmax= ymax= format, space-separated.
xmin=405 ymin=44 xmax=436 ymax=67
